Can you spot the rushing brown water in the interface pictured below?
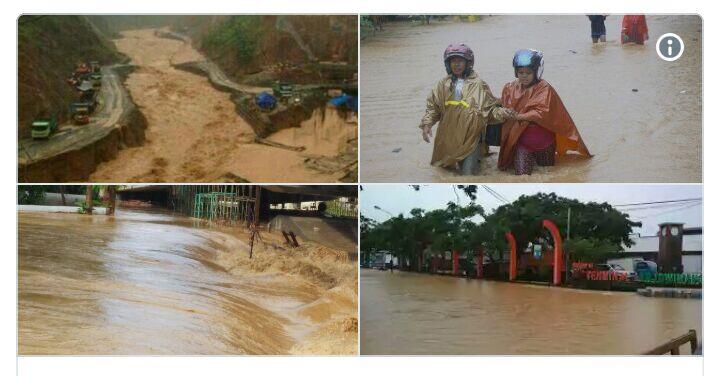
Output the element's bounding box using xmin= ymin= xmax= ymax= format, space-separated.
xmin=90 ymin=29 xmax=354 ymax=183
xmin=360 ymin=269 xmax=701 ymax=355
xmin=18 ymin=209 xmax=357 ymax=355
xmin=360 ymin=15 xmax=702 ymax=182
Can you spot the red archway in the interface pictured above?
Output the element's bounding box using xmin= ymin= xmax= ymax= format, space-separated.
xmin=543 ymin=219 xmax=564 ymax=286
xmin=506 ymin=220 xmax=564 ymax=286
xmin=506 ymin=231 xmax=517 ymax=281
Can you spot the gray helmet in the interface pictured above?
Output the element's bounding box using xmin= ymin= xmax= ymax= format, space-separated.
xmin=512 ymin=49 xmax=544 ymax=80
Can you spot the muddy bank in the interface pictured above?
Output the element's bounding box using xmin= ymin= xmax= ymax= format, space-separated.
xmin=18 ymin=209 xmax=357 ymax=355
xmin=173 ymin=59 xmax=322 ymax=138
xmin=360 ymin=15 xmax=702 ymax=182
xmin=18 ymin=66 xmax=147 ymax=183
xmin=90 ymin=29 xmax=356 ymax=183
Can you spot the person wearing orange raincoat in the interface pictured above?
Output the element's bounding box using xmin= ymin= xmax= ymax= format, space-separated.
xmin=498 ymin=49 xmax=591 ymax=175
xmin=621 ymin=15 xmax=649 ymax=45
xmin=420 ymin=44 xmax=512 ymax=175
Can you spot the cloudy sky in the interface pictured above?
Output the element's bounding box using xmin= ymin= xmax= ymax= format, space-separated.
xmin=360 ymin=184 xmax=702 ymax=236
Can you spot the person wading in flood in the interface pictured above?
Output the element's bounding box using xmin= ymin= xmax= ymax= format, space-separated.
xmin=587 ymin=15 xmax=608 ymax=43
xmin=621 ymin=15 xmax=649 ymax=45
xmin=498 ymin=49 xmax=592 ymax=175
xmin=420 ymin=44 xmax=513 ymax=175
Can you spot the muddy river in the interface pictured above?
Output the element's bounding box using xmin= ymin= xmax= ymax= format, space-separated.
xmin=18 ymin=209 xmax=357 ymax=355
xmin=90 ymin=29 xmax=356 ymax=183
xmin=360 ymin=269 xmax=701 ymax=355
xmin=360 ymin=15 xmax=702 ymax=182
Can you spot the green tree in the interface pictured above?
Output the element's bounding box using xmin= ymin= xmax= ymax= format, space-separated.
xmin=363 ymin=192 xmax=641 ymax=272
xmin=18 ymin=186 xmax=46 ymax=205
xmin=477 ymin=193 xmax=641 ymax=263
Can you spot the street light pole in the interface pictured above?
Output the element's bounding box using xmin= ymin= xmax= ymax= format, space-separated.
xmin=373 ymin=205 xmax=393 ymax=218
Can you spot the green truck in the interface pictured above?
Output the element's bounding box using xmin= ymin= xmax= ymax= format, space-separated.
xmin=30 ymin=116 xmax=58 ymax=140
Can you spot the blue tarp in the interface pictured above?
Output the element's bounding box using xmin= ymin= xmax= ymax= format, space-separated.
xmin=329 ymin=94 xmax=357 ymax=112
xmin=255 ymin=92 xmax=277 ymax=110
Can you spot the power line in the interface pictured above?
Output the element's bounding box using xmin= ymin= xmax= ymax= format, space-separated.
xmin=482 ymin=185 xmax=509 ymax=204
xmin=617 ymin=201 xmax=702 ymax=212
xmin=634 ymin=201 xmax=702 ymax=220
xmin=486 ymin=185 xmax=510 ymax=203
xmin=614 ymin=198 xmax=702 ymax=207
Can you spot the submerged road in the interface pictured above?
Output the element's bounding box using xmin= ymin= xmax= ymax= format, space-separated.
xmin=360 ymin=15 xmax=702 ymax=182
xmin=360 ymin=269 xmax=702 ymax=355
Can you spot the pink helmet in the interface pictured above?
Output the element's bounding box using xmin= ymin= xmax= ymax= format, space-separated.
xmin=443 ymin=43 xmax=474 ymax=76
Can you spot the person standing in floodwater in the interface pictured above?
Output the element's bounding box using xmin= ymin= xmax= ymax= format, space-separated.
xmin=621 ymin=15 xmax=649 ymax=45
xmin=420 ymin=44 xmax=513 ymax=175
xmin=587 ymin=15 xmax=608 ymax=43
xmin=498 ymin=49 xmax=592 ymax=175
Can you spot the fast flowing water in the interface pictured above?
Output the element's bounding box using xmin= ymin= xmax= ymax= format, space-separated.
xmin=360 ymin=269 xmax=701 ymax=355
xmin=360 ymin=15 xmax=702 ymax=182
xmin=18 ymin=208 xmax=353 ymax=355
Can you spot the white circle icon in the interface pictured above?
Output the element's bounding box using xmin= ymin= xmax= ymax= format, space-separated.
xmin=656 ymin=33 xmax=684 ymax=62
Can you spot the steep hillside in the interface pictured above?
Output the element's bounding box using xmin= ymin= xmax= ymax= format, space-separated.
xmin=175 ymin=15 xmax=357 ymax=83
xmin=18 ymin=15 xmax=125 ymax=137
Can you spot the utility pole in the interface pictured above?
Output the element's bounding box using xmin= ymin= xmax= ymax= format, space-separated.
xmin=566 ymin=207 xmax=571 ymax=281
xmin=567 ymin=207 xmax=571 ymax=240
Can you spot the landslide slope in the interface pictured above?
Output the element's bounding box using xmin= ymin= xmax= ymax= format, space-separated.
xmin=18 ymin=16 xmax=125 ymax=137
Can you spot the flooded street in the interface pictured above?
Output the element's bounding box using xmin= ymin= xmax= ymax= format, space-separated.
xmin=360 ymin=15 xmax=701 ymax=182
xmin=360 ymin=269 xmax=701 ymax=355
xmin=90 ymin=29 xmax=354 ymax=182
xmin=18 ymin=209 xmax=357 ymax=355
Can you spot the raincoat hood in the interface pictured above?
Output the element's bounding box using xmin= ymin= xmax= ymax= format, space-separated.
xmin=498 ymin=79 xmax=592 ymax=170
xmin=420 ymin=72 xmax=506 ymax=168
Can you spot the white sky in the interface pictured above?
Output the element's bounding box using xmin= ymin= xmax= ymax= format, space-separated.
xmin=360 ymin=184 xmax=702 ymax=236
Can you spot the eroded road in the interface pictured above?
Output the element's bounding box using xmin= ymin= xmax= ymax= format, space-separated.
xmin=18 ymin=66 xmax=134 ymax=173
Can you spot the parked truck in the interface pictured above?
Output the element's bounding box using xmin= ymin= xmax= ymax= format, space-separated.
xmin=30 ymin=116 xmax=58 ymax=140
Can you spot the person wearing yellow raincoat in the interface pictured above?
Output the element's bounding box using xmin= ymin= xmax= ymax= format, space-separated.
xmin=420 ymin=44 xmax=511 ymax=175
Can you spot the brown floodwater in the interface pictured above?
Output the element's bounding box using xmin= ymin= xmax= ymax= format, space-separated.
xmin=90 ymin=29 xmax=355 ymax=183
xmin=18 ymin=209 xmax=357 ymax=355
xmin=360 ymin=269 xmax=702 ymax=355
xmin=360 ymin=15 xmax=702 ymax=182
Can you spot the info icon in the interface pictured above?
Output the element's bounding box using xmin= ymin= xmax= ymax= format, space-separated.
xmin=656 ymin=33 xmax=684 ymax=61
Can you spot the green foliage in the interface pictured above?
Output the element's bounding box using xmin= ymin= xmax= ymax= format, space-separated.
xmin=564 ymin=238 xmax=622 ymax=263
xmin=201 ymin=16 xmax=262 ymax=65
xmin=361 ymin=201 xmax=484 ymax=265
xmin=363 ymin=192 xmax=641 ymax=268
xmin=478 ymin=193 xmax=641 ymax=261
xmin=18 ymin=186 xmax=46 ymax=205
xmin=75 ymin=198 xmax=103 ymax=213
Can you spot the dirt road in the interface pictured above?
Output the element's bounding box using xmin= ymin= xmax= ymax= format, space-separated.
xmin=90 ymin=29 xmax=355 ymax=182
xmin=360 ymin=15 xmax=701 ymax=182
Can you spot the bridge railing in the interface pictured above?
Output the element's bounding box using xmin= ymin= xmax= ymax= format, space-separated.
xmin=643 ymin=330 xmax=698 ymax=355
